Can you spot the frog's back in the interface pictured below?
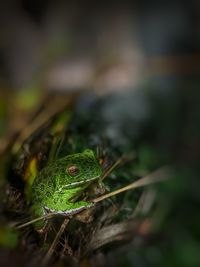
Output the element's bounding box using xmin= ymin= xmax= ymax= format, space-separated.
xmin=31 ymin=166 xmax=55 ymax=203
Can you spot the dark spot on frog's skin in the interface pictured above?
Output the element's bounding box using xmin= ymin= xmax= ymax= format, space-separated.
xmin=53 ymin=198 xmax=58 ymax=204
xmin=46 ymin=191 xmax=51 ymax=197
xmin=40 ymin=184 xmax=45 ymax=191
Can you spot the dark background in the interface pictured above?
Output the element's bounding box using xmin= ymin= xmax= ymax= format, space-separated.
xmin=0 ymin=0 xmax=199 ymax=91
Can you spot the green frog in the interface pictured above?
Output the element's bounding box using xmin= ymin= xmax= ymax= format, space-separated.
xmin=31 ymin=149 xmax=102 ymax=228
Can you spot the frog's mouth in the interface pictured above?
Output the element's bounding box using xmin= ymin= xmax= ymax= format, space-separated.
xmin=55 ymin=175 xmax=99 ymax=193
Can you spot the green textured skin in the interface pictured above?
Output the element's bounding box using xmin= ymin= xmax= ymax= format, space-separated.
xmin=31 ymin=149 xmax=102 ymax=223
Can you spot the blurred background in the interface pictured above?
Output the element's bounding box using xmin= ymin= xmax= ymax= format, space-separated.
xmin=0 ymin=1 xmax=200 ymax=267
xmin=0 ymin=0 xmax=200 ymax=137
xmin=0 ymin=0 xmax=199 ymax=92
xmin=0 ymin=0 xmax=199 ymax=143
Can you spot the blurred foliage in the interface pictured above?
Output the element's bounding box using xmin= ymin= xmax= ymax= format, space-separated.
xmin=0 ymin=226 xmax=18 ymax=249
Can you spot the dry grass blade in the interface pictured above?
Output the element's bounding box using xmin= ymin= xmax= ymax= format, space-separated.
xmin=93 ymin=166 xmax=171 ymax=203
xmin=84 ymin=220 xmax=139 ymax=255
xmin=15 ymin=213 xmax=56 ymax=229
xmin=12 ymin=95 xmax=75 ymax=154
xmin=100 ymin=153 xmax=136 ymax=181
xmin=42 ymin=218 xmax=69 ymax=265
xmin=131 ymin=189 xmax=156 ymax=218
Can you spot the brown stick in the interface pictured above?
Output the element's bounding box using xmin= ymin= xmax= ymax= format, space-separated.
xmin=42 ymin=218 xmax=69 ymax=265
xmin=93 ymin=166 xmax=171 ymax=203
xmin=16 ymin=213 xmax=56 ymax=229
xmin=101 ymin=153 xmax=136 ymax=181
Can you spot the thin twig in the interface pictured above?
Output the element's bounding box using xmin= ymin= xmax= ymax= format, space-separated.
xmin=101 ymin=153 xmax=136 ymax=181
xmin=93 ymin=166 xmax=171 ymax=203
xmin=15 ymin=213 xmax=57 ymax=229
xmin=42 ymin=218 xmax=69 ymax=265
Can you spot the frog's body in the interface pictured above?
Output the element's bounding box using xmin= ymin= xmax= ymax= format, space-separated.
xmin=31 ymin=149 xmax=102 ymax=226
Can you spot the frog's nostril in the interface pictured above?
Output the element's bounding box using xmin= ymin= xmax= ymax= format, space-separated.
xmin=67 ymin=165 xmax=79 ymax=176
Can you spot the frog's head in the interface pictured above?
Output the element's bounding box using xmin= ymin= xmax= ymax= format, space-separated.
xmin=50 ymin=149 xmax=102 ymax=190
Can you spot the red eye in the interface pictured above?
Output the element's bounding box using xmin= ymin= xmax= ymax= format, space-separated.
xmin=67 ymin=165 xmax=79 ymax=176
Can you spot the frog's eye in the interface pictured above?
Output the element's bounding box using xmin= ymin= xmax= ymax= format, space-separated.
xmin=67 ymin=165 xmax=79 ymax=176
